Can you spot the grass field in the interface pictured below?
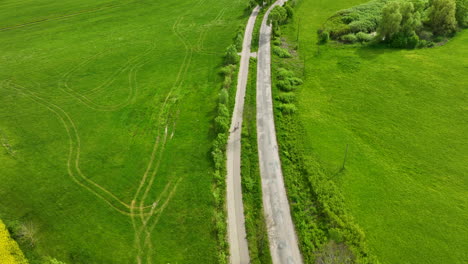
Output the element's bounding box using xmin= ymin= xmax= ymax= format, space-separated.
xmin=280 ymin=0 xmax=468 ymax=263
xmin=0 ymin=0 xmax=249 ymax=263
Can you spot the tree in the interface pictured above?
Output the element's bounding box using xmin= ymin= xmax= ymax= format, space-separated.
xmin=284 ymin=2 xmax=295 ymax=19
xmin=456 ymin=0 xmax=468 ymax=27
xmin=428 ymin=0 xmax=457 ymax=35
xmin=269 ymin=6 xmax=288 ymax=25
xmin=224 ymin=44 xmax=239 ymax=65
xmin=377 ymin=1 xmax=402 ymax=41
xmin=400 ymin=1 xmax=422 ymax=35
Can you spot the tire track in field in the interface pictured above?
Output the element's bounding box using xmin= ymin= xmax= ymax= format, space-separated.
xmin=130 ymin=0 xmax=214 ymax=259
xmin=59 ymin=44 xmax=156 ymax=111
xmin=0 ymin=1 xmax=128 ymax=32
xmin=1 ymin=81 xmax=156 ymax=216
xmin=3 ymin=0 xmax=216 ymax=262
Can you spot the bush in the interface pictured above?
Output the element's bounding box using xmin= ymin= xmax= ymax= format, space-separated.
xmin=289 ymin=77 xmax=303 ymax=85
xmin=433 ymin=35 xmax=445 ymax=42
xmin=273 ymin=46 xmax=292 ymax=58
xmin=277 ymin=80 xmax=294 ymax=91
xmin=223 ymin=76 xmax=232 ymax=89
xmin=277 ymin=68 xmax=294 ymax=80
xmin=276 ymin=93 xmax=296 ymax=103
xmin=272 ymin=37 xmax=282 ymax=46
xmin=349 ymin=19 xmax=376 ymax=33
xmin=214 ymin=116 xmax=229 ymax=133
xmin=418 ymin=30 xmax=433 ymax=40
xmin=224 ymin=44 xmax=239 ymax=65
xmin=277 ymin=103 xmax=297 ymax=114
xmin=356 ymin=32 xmax=373 ymax=42
xmin=219 ymin=64 xmax=236 ymax=76
xmin=219 ymin=89 xmax=229 ymax=105
xmin=319 ymin=31 xmax=330 ymax=44
xmin=218 ymin=104 xmax=229 ymax=117
xmin=341 ymin=33 xmax=358 ymax=43
xmin=390 ymin=32 xmax=419 ymax=48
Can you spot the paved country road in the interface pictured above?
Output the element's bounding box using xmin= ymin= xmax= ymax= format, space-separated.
xmin=256 ymin=0 xmax=303 ymax=263
xmin=226 ymin=5 xmax=261 ymax=264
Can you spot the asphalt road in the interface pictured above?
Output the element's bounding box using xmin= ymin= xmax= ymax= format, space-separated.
xmin=226 ymin=5 xmax=261 ymax=264
xmin=256 ymin=1 xmax=303 ymax=263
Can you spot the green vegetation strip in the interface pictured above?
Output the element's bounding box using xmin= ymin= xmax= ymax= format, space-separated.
xmin=240 ymin=58 xmax=272 ymax=264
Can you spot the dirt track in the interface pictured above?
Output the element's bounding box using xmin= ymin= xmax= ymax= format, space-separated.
xmin=256 ymin=0 xmax=303 ymax=263
xmin=226 ymin=5 xmax=261 ymax=264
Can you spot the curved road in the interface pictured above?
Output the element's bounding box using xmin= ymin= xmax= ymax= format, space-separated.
xmin=256 ymin=0 xmax=303 ymax=263
xmin=226 ymin=5 xmax=261 ymax=264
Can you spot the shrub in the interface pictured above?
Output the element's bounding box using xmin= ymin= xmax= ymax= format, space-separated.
xmin=433 ymin=35 xmax=445 ymax=42
xmin=273 ymin=46 xmax=292 ymax=58
xmin=214 ymin=116 xmax=229 ymax=133
xmin=272 ymin=37 xmax=282 ymax=46
xmin=277 ymin=80 xmax=294 ymax=91
xmin=277 ymin=68 xmax=294 ymax=80
xmin=277 ymin=103 xmax=297 ymax=114
xmin=219 ymin=89 xmax=229 ymax=105
xmin=349 ymin=19 xmax=376 ymax=33
xmin=418 ymin=30 xmax=433 ymax=40
xmin=356 ymin=32 xmax=373 ymax=42
xmin=223 ymin=76 xmax=232 ymax=89
xmin=289 ymin=77 xmax=303 ymax=85
xmin=218 ymin=104 xmax=229 ymax=117
xmin=319 ymin=31 xmax=330 ymax=44
xmin=276 ymin=93 xmax=296 ymax=103
xmin=341 ymin=33 xmax=358 ymax=43
xmin=224 ymin=44 xmax=239 ymax=65
xmin=219 ymin=64 xmax=236 ymax=76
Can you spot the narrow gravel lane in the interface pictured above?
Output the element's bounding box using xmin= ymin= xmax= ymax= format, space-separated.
xmin=256 ymin=1 xmax=303 ymax=263
xmin=226 ymin=5 xmax=261 ymax=264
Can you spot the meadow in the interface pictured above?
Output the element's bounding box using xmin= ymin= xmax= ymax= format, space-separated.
xmin=0 ymin=0 xmax=248 ymax=263
xmin=279 ymin=0 xmax=468 ymax=262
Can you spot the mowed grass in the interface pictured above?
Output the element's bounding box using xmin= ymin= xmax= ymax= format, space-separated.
xmin=282 ymin=0 xmax=468 ymax=263
xmin=0 ymin=0 xmax=248 ymax=263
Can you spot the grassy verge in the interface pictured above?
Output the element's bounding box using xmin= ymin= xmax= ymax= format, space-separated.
xmin=269 ymin=3 xmax=377 ymax=263
xmin=275 ymin=0 xmax=468 ymax=263
xmin=240 ymin=58 xmax=272 ymax=264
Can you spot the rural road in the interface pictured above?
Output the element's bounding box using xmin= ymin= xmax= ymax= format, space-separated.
xmin=226 ymin=5 xmax=261 ymax=264
xmin=256 ymin=0 xmax=303 ymax=263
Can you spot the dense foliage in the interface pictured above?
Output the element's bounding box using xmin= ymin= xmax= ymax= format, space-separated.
xmin=319 ymin=0 xmax=467 ymax=48
xmin=0 ymin=220 xmax=28 ymax=264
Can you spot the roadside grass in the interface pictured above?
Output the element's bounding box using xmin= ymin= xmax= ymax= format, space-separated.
xmin=277 ymin=0 xmax=468 ymax=263
xmin=0 ymin=0 xmax=248 ymax=263
xmin=241 ymin=58 xmax=272 ymax=264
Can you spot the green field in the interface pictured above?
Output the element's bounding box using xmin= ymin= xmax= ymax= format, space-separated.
xmin=281 ymin=0 xmax=468 ymax=263
xmin=0 ymin=0 xmax=248 ymax=263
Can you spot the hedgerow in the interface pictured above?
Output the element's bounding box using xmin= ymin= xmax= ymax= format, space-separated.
xmin=211 ymin=27 xmax=244 ymax=264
